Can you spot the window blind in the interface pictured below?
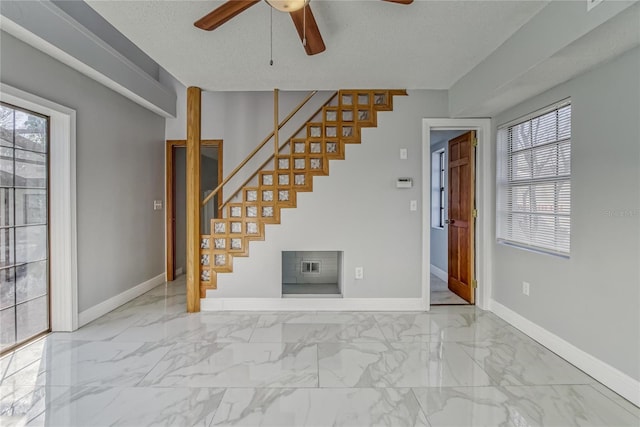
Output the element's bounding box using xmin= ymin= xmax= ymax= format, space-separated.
xmin=497 ymin=101 xmax=571 ymax=256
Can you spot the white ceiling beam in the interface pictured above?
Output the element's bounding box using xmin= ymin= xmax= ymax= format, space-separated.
xmin=0 ymin=0 xmax=176 ymax=118
xmin=448 ymin=0 xmax=637 ymax=118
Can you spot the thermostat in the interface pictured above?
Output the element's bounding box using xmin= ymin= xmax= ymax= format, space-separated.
xmin=396 ymin=177 xmax=413 ymax=189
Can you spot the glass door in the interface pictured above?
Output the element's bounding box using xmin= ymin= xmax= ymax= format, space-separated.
xmin=0 ymin=102 xmax=49 ymax=353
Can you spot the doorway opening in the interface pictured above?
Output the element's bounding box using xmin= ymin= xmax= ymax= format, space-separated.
xmin=166 ymin=139 xmax=223 ymax=281
xmin=429 ymin=130 xmax=469 ymax=305
xmin=422 ymin=119 xmax=492 ymax=310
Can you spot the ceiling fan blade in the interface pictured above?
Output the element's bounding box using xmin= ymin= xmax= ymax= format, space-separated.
xmin=194 ymin=0 xmax=261 ymax=31
xmin=382 ymin=0 xmax=413 ymax=4
xmin=290 ymin=6 xmax=326 ymax=56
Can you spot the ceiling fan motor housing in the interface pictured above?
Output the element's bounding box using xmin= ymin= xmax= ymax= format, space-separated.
xmin=265 ymin=0 xmax=310 ymax=13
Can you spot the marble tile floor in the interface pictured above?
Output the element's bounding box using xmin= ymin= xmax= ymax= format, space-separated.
xmin=430 ymin=274 xmax=468 ymax=305
xmin=1 ymin=277 xmax=638 ymax=426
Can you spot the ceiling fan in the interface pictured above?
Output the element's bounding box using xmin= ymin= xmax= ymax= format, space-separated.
xmin=194 ymin=0 xmax=413 ymax=56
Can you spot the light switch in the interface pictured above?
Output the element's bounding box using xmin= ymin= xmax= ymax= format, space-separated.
xmin=400 ymin=148 xmax=408 ymax=160
xmin=153 ymin=200 xmax=163 ymax=211
xmin=410 ymin=200 xmax=417 ymax=211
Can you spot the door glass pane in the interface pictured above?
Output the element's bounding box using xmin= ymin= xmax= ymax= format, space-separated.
xmin=14 ymin=110 xmax=47 ymax=153
xmin=16 ymin=261 xmax=47 ymax=304
xmin=0 ymin=227 xmax=14 ymax=268
xmin=0 ymin=147 xmax=14 ymax=187
xmin=15 ymin=189 xmax=47 ymax=225
xmin=14 ymin=149 xmax=47 ymax=188
xmin=0 ymin=188 xmax=14 ymax=227
xmin=0 ymin=267 xmax=15 ymax=310
xmin=1 ymin=306 xmax=16 ymax=351
xmin=15 ymin=225 xmax=47 ymax=264
xmin=0 ymin=103 xmax=49 ymax=352
xmin=0 ymin=105 xmax=14 ymax=147
xmin=16 ymin=295 xmax=48 ymax=342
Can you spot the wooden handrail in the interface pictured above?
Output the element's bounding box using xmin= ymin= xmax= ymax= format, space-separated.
xmin=201 ymin=90 xmax=318 ymax=207
xmin=220 ymin=91 xmax=339 ymax=208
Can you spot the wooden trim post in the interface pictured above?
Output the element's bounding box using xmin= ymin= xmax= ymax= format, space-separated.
xmin=274 ymin=88 xmax=279 ymax=157
xmin=186 ymin=87 xmax=201 ymax=312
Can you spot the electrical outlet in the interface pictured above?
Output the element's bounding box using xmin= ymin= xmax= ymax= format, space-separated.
xmin=522 ymin=281 xmax=530 ymax=296
xmin=410 ymin=200 xmax=417 ymax=211
xmin=355 ymin=267 xmax=364 ymax=279
xmin=400 ymin=148 xmax=408 ymax=160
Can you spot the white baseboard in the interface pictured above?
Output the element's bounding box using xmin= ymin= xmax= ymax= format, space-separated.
xmin=430 ymin=264 xmax=448 ymax=282
xmin=78 ymin=273 xmax=165 ymax=327
xmin=201 ymin=297 xmax=425 ymax=312
xmin=490 ymin=299 xmax=640 ymax=407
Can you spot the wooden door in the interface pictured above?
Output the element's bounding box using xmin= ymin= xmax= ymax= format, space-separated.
xmin=447 ymin=131 xmax=476 ymax=304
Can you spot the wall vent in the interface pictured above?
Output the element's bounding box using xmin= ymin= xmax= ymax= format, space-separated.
xmin=301 ymin=260 xmax=321 ymax=274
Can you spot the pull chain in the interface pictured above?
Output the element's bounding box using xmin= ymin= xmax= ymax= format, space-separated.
xmin=269 ymin=7 xmax=274 ymax=66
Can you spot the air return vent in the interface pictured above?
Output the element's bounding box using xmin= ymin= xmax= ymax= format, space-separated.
xmin=301 ymin=260 xmax=321 ymax=274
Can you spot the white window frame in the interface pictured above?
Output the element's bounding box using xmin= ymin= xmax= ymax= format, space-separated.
xmin=496 ymin=99 xmax=571 ymax=258
xmin=431 ymin=148 xmax=446 ymax=229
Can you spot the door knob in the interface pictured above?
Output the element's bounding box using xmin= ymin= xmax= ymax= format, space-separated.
xmin=445 ymin=219 xmax=455 ymax=225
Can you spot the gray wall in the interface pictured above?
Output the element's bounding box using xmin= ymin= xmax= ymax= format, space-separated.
xmin=206 ymin=90 xmax=449 ymax=298
xmin=282 ymin=251 xmax=340 ymax=285
xmin=491 ymin=47 xmax=640 ymax=381
xmin=201 ymin=152 xmax=219 ymax=234
xmin=429 ymin=130 xmax=466 ymax=274
xmin=0 ymin=31 xmax=166 ymax=312
xmin=162 ymin=80 xmax=449 ymax=300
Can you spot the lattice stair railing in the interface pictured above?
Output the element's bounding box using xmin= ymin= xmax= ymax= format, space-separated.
xmin=199 ymin=89 xmax=407 ymax=293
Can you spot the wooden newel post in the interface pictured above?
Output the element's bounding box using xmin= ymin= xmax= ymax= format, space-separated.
xmin=186 ymin=87 xmax=201 ymax=313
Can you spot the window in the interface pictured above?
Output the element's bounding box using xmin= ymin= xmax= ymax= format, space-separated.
xmin=431 ymin=149 xmax=446 ymax=228
xmin=0 ymin=102 xmax=50 ymax=352
xmin=497 ymin=100 xmax=571 ymax=256
xmin=439 ymin=151 xmax=445 ymax=227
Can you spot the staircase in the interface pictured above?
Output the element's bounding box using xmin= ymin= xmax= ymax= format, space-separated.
xmin=199 ymin=89 xmax=406 ymax=294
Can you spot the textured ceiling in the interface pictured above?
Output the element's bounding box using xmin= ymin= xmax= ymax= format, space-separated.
xmin=86 ymin=0 xmax=547 ymax=91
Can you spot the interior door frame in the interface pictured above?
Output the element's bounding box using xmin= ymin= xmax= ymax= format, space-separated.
xmin=165 ymin=139 xmax=223 ymax=282
xmin=421 ymin=119 xmax=492 ymax=311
